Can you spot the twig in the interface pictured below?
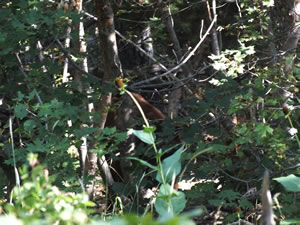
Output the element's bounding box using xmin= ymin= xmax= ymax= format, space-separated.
xmin=62 ymin=25 xmax=72 ymax=83
xmin=55 ymin=39 xmax=100 ymax=80
xmin=129 ymin=66 xmax=212 ymax=89
xmin=78 ymin=177 xmax=85 ymax=193
xmin=131 ymin=16 xmax=217 ymax=87
xmin=16 ymin=54 xmax=44 ymax=105
xmin=235 ymin=0 xmax=242 ymax=18
xmin=82 ymin=8 xmax=214 ymax=93
xmin=9 ymin=117 xmax=20 ymax=197
xmin=115 ymin=30 xmax=168 ymax=72
xmin=283 ymin=163 xmax=300 ymax=170
xmin=15 ymin=53 xmax=48 ymax=131
xmin=81 ymin=8 xmax=170 ymax=73
xmin=217 ymin=167 xmax=258 ymax=189
xmin=129 ymin=71 xmax=214 ymax=93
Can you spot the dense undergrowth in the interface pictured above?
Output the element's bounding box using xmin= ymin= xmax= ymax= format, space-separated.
xmin=0 ymin=0 xmax=300 ymax=224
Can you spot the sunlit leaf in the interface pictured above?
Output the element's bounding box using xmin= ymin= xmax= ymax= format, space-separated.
xmin=130 ymin=129 xmax=155 ymax=145
xmin=274 ymin=174 xmax=300 ymax=192
xmin=156 ymin=145 xmax=184 ymax=183
xmin=155 ymin=183 xmax=186 ymax=216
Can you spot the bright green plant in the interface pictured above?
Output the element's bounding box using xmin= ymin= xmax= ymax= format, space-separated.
xmin=2 ymin=154 xmax=95 ymax=225
xmin=0 ymin=153 xmax=201 ymax=225
xmin=116 ymin=78 xmax=190 ymax=218
xmin=273 ymin=174 xmax=300 ymax=224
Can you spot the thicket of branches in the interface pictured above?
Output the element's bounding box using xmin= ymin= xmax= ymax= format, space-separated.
xmin=0 ymin=0 xmax=299 ymax=224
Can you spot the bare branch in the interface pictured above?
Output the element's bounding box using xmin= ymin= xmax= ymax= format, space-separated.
xmin=131 ymin=16 xmax=217 ymax=87
xmin=9 ymin=117 xmax=20 ymax=194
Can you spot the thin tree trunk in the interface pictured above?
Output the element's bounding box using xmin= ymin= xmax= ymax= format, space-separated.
xmin=280 ymin=0 xmax=300 ymax=110
xmin=163 ymin=3 xmax=190 ymax=118
xmin=282 ymin=0 xmax=300 ymax=75
xmin=73 ymin=0 xmax=93 ymax=190
xmin=266 ymin=16 xmax=277 ymax=66
xmin=260 ymin=171 xmax=275 ymax=225
xmin=207 ymin=0 xmax=220 ymax=56
xmin=92 ymin=0 xmax=123 ymax=195
xmin=62 ymin=24 xmax=72 ymax=83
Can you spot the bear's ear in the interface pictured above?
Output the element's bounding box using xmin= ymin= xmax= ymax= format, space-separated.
xmin=131 ymin=92 xmax=165 ymax=120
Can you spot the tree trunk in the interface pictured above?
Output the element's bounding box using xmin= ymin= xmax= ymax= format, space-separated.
xmin=280 ymin=0 xmax=300 ymax=111
xmin=90 ymin=0 xmax=123 ymax=197
xmin=163 ymin=3 xmax=191 ymax=118
xmin=282 ymin=0 xmax=300 ymax=75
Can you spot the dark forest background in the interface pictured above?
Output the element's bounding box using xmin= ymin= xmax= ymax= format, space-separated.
xmin=0 ymin=0 xmax=300 ymax=224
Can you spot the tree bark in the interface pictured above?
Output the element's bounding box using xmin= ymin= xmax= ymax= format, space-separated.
xmin=163 ymin=3 xmax=191 ymax=118
xmin=280 ymin=0 xmax=300 ymax=110
xmin=207 ymin=0 xmax=220 ymax=56
xmin=91 ymin=0 xmax=123 ymax=196
xmin=282 ymin=0 xmax=300 ymax=75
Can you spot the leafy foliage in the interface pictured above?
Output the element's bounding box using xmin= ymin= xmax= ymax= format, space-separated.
xmin=0 ymin=0 xmax=300 ymax=224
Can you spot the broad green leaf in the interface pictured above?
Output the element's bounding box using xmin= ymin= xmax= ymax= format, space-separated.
xmin=144 ymin=125 xmax=156 ymax=133
xmin=26 ymin=11 xmax=37 ymax=25
xmin=274 ymin=174 xmax=300 ymax=192
xmin=28 ymin=91 xmax=35 ymax=100
xmin=255 ymin=123 xmax=273 ymax=137
xmin=280 ymin=219 xmax=300 ymax=225
xmin=0 ymin=47 xmax=13 ymax=55
xmin=127 ymin=157 xmax=157 ymax=171
xmin=101 ymin=127 xmax=117 ymax=135
xmin=180 ymin=208 xmax=204 ymax=218
xmin=14 ymin=104 xmax=28 ymax=120
xmin=17 ymin=91 xmax=24 ymax=101
xmin=156 ymin=145 xmax=184 ymax=183
xmin=218 ymin=189 xmax=240 ymax=201
xmin=24 ymin=120 xmax=36 ymax=131
xmin=74 ymin=127 xmax=98 ymax=138
xmin=130 ymin=129 xmax=155 ymax=145
xmin=26 ymin=139 xmax=49 ymax=153
xmin=208 ymin=199 xmax=223 ymax=207
xmin=37 ymin=103 xmax=51 ymax=117
xmin=155 ymin=184 xmax=186 ymax=216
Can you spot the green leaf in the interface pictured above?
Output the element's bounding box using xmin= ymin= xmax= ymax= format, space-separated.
xmin=218 ymin=189 xmax=240 ymax=201
xmin=280 ymin=219 xmax=300 ymax=225
xmin=180 ymin=208 xmax=204 ymax=218
xmin=144 ymin=125 xmax=156 ymax=133
xmin=274 ymin=174 xmax=300 ymax=192
xmin=17 ymin=91 xmax=24 ymax=101
xmin=14 ymin=104 xmax=28 ymax=120
xmin=74 ymin=127 xmax=97 ymax=138
xmin=101 ymin=127 xmax=117 ymax=135
xmin=149 ymin=17 xmax=160 ymax=21
xmin=28 ymin=91 xmax=35 ymax=100
xmin=26 ymin=139 xmax=49 ymax=153
xmin=156 ymin=146 xmax=184 ymax=183
xmin=24 ymin=120 xmax=36 ymax=131
xmin=127 ymin=157 xmax=157 ymax=171
xmin=255 ymin=123 xmax=273 ymax=137
xmin=208 ymin=199 xmax=223 ymax=207
xmin=0 ymin=46 xmax=13 ymax=55
xmin=130 ymin=129 xmax=155 ymax=145
xmin=155 ymin=183 xmax=186 ymax=216
xmin=26 ymin=11 xmax=37 ymax=25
